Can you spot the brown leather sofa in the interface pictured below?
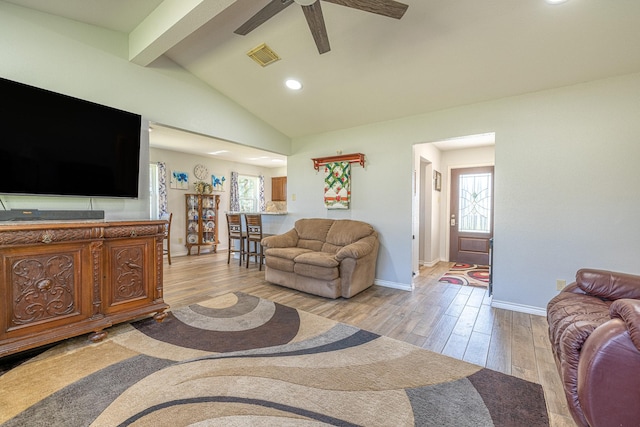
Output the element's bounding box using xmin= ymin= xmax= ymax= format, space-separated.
xmin=547 ymin=269 xmax=640 ymax=427
xmin=261 ymin=218 xmax=379 ymax=299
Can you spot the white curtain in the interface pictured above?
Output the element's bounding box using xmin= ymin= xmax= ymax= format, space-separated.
xmin=157 ymin=162 xmax=168 ymax=218
xmin=258 ymin=175 xmax=266 ymax=212
xmin=230 ymin=171 xmax=240 ymax=212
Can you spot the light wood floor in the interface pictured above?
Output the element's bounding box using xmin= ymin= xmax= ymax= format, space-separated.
xmin=163 ymin=252 xmax=576 ymax=427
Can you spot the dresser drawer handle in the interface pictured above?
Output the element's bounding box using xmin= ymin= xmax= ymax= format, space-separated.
xmin=41 ymin=232 xmax=53 ymax=244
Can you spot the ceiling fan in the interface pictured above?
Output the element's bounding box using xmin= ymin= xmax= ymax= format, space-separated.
xmin=234 ymin=0 xmax=409 ymax=54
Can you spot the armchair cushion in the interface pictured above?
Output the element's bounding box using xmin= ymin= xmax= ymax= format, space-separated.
xmin=295 ymin=218 xmax=334 ymax=251
xmin=261 ymin=228 xmax=299 ymax=249
xmin=295 ymin=251 xmax=340 ymax=268
xmin=336 ymin=235 xmax=378 ymax=261
xmin=325 ymin=219 xmax=376 ymax=247
xmin=263 ymin=247 xmax=313 ymax=272
xmin=265 ymin=247 xmax=313 ymax=261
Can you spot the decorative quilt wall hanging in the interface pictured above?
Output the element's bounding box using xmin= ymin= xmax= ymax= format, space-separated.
xmin=324 ymin=161 xmax=351 ymax=209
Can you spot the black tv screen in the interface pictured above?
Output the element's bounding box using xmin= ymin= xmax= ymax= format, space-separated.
xmin=0 ymin=77 xmax=141 ymax=198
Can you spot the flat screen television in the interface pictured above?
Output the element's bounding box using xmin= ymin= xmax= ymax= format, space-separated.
xmin=0 ymin=77 xmax=142 ymax=198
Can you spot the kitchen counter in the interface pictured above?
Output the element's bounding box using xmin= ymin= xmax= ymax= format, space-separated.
xmin=225 ymin=211 xmax=289 ymax=235
xmin=226 ymin=211 xmax=287 ymax=215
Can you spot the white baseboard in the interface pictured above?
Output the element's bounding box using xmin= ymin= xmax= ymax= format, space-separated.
xmin=491 ymin=299 xmax=546 ymax=317
xmin=420 ymin=259 xmax=440 ymax=267
xmin=374 ymin=279 xmax=413 ymax=292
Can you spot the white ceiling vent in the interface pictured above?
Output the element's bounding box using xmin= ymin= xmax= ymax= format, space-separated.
xmin=246 ymin=43 xmax=280 ymax=67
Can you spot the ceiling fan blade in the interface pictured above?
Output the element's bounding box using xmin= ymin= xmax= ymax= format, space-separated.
xmin=234 ymin=0 xmax=294 ymax=35
xmin=302 ymin=2 xmax=331 ymax=54
xmin=322 ymin=0 xmax=408 ymax=19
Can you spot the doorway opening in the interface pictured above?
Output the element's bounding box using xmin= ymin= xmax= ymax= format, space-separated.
xmin=412 ymin=133 xmax=495 ymax=282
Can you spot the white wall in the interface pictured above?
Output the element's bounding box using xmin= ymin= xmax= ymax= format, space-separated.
xmin=150 ymin=147 xmax=284 ymax=257
xmin=0 ymin=3 xmax=290 ymax=219
xmin=419 ymin=160 xmax=434 ymax=266
xmin=291 ymin=73 xmax=640 ymax=311
xmin=414 ymin=143 xmax=444 ymax=269
xmin=271 ymin=166 xmax=287 ymax=177
xmin=289 ymin=123 xmax=416 ymax=289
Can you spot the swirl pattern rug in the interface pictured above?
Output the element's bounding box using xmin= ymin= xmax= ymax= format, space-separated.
xmin=0 ymin=292 xmax=548 ymax=426
xmin=438 ymin=263 xmax=490 ymax=288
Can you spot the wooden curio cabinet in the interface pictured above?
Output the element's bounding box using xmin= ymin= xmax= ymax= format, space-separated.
xmin=0 ymin=220 xmax=168 ymax=358
xmin=185 ymin=193 xmax=220 ymax=255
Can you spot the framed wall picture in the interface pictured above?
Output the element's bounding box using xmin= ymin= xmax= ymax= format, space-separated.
xmin=212 ymin=174 xmax=226 ymax=191
xmin=434 ymin=171 xmax=442 ymax=192
xmin=170 ymin=170 xmax=189 ymax=190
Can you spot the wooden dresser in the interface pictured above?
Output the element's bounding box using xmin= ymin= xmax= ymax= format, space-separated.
xmin=0 ymin=220 xmax=169 ymax=357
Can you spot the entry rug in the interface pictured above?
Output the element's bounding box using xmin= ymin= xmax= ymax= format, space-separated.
xmin=438 ymin=263 xmax=490 ymax=288
xmin=0 ymin=292 xmax=547 ymax=426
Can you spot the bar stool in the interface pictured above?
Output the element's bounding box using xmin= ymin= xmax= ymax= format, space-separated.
xmin=226 ymin=213 xmax=247 ymax=266
xmin=244 ymin=214 xmax=271 ymax=270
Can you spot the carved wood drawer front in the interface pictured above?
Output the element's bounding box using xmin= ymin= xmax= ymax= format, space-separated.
xmin=103 ymin=225 xmax=163 ymax=239
xmin=1 ymin=244 xmax=91 ymax=339
xmin=103 ymin=238 xmax=154 ymax=314
xmin=0 ymin=227 xmax=97 ymax=246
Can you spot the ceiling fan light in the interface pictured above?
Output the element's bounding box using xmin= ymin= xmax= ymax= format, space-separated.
xmin=294 ymin=0 xmax=317 ymax=6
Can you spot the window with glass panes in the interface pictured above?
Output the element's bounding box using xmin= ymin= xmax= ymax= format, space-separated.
xmin=238 ymin=175 xmax=259 ymax=212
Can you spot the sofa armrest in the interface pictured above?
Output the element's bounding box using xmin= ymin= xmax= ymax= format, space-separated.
xmin=563 ymin=282 xmax=586 ymax=295
xmin=577 ymin=316 xmax=640 ymax=427
xmin=576 ymin=269 xmax=640 ymax=300
xmin=610 ymin=299 xmax=640 ymax=351
xmin=261 ymin=228 xmax=299 ymax=249
xmin=335 ymin=235 xmax=378 ymax=261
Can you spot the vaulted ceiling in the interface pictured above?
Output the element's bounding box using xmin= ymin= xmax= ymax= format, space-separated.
xmin=5 ymin=0 xmax=640 ymax=141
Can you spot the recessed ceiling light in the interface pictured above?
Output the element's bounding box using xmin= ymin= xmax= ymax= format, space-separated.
xmin=285 ymin=79 xmax=303 ymax=90
xmin=545 ymin=0 xmax=568 ymax=4
xmin=208 ymin=150 xmax=229 ymax=155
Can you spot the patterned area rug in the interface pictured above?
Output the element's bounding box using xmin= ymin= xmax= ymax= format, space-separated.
xmin=438 ymin=263 xmax=490 ymax=288
xmin=0 ymin=292 xmax=548 ymax=426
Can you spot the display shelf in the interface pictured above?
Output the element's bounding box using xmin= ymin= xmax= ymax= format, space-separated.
xmin=311 ymin=153 xmax=365 ymax=171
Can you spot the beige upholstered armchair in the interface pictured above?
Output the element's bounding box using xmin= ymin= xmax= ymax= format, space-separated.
xmin=261 ymin=218 xmax=379 ymax=299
